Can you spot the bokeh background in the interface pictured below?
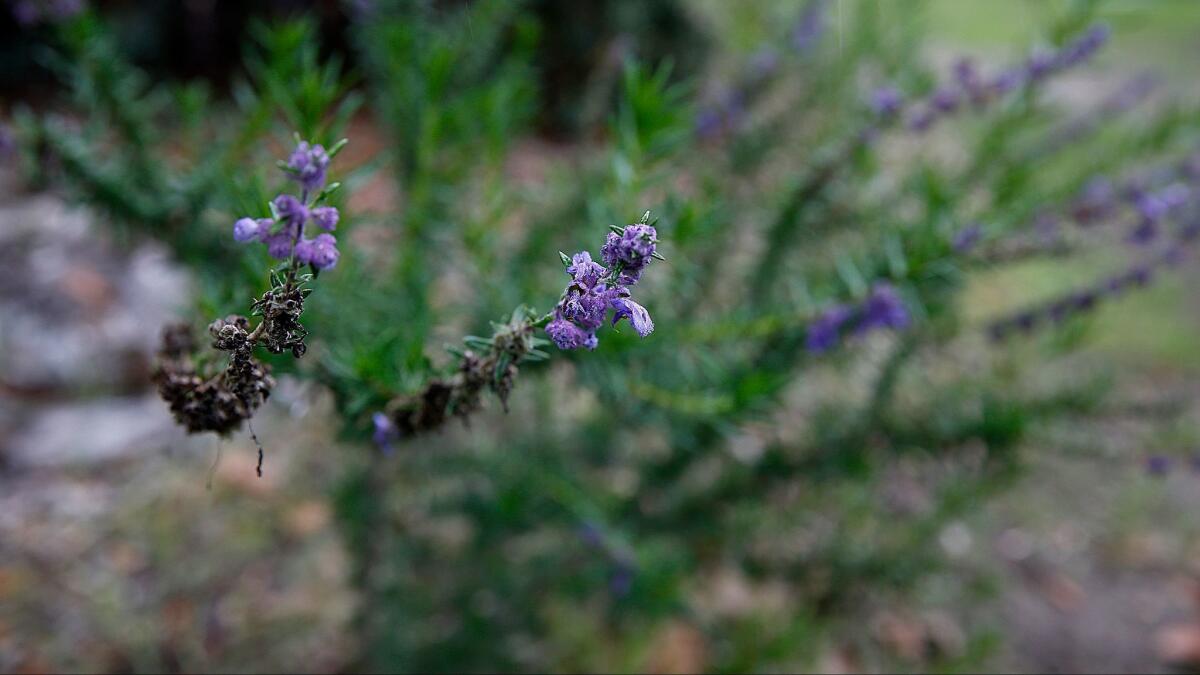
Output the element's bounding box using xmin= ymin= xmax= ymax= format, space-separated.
xmin=4 ymin=1 xmax=1200 ymax=672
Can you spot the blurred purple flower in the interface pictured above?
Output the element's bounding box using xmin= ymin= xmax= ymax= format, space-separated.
xmin=870 ymin=85 xmax=903 ymax=118
xmin=1145 ymin=455 xmax=1171 ymax=477
xmin=373 ymin=412 xmax=397 ymax=454
xmin=952 ymin=223 xmax=984 ymax=253
xmin=790 ymin=0 xmax=827 ymax=54
xmin=286 ymin=141 xmax=330 ymax=193
xmin=312 ymin=205 xmax=340 ymax=231
xmin=859 ymin=283 xmax=910 ymax=333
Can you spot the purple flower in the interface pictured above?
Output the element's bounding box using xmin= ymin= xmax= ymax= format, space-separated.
xmin=1026 ymin=49 xmax=1057 ymax=80
xmin=931 ymin=87 xmax=960 ymax=114
xmin=0 ymin=123 xmax=15 ymax=159
xmin=265 ymin=232 xmax=295 ymax=260
xmin=695 ymin=108 xmax=725 ymax=140
xmin=611 ymin=296 xmax=654 ymax=337
xmin=601 ymin=224 xmax=658 ymax=273
xmin=954 ymin=58 xmax=980 ymax=91
xmin=989 ymin=68 xmax=1025 ymax=96
xmin=806 ymin=304 xmax=852 ymax=354
xmin=273 ymin=194 xmax=309 ymax=227
xmin=312 ymin=205 xmax=339 ymax=231
xmin=561 ymin=288 xmax=610 ymax=331
xmin=859 ymin=283 xmax=910 ymax=332
xmin=296 ymin=233 xmax=339 ymax=270
xmin=1145 ymin=455 xmax=1171 ymax=477
xmin=546 ymin=318 xmax=593 ymax=351
xmin=952 ymin=223 xmax=983 ymax=253
xmin=790 ymin=0 xmax=827 ymax=53
xmin=567 ymin=251 xmax=607 ymax=289
xmin=1136 ymin=193 xmax=1169 ymax=223
xmin=11 ymin=0 xmax=82 ymax=25
xmin=870 ymin=85 xmax=903 ymax=118
xmin=609 ymin=560 xmax=635 ymax=597
xmin=547 ymin=217 xmax=661 ymax=351
xmin=286 ymin=141 xmax=330 ymax=193
xmin=908 ymin=107 xmax=937 ymax=133
xmin=373 ymin=412 xmax=397 ymax=454
xmin=233 ymin=217 xmax=269 ymax=243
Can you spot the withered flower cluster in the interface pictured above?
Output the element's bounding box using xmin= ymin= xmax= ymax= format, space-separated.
xmin=373 ymin=307 xmax=549 ymax=449
xmin=154 ymin=137 xmax=344 ymax=470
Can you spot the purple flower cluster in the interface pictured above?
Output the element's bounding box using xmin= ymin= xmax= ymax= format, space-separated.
xmin=695 ymin=0 xmax=826 ymax=141
xmin=869 ymin=85 xmax=903 ymax=119
xmin=546 ymin=216 xmax=660 ymax=351
xmin=10 ymin=0 xmax=82 ymax=26
xmin=905 ymin=23 xmax=1110 ymax=134
xmin=0 ymin=123 xmax=15 ymax=160
xmin=1143 ymin=454 xmax=1200 ymax=478
xmin=1127 ymin=182 xmax=1191 ymax=246
xmin=987 ymin=228 xmax=1197 ymax=342
xmin=790 ymin=0 xmax=828 ymax=54
xmin=373 ymin=412 xmax=397 ymax=454
xmin=232 ymin=139 xmax=341 ymax=270
xmin=806 ymin=282 xmax=911 ymax=354
xmin=952 ymin=223 xmax=985 ymax=253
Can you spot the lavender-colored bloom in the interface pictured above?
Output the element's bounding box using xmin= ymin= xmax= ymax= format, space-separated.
xmin=609 ymin=560 xmax=635 ymax=597
xmin=694 ymin=108 xmax=724 ymax=140
xmin=373 ymin=412 xmax=397 ymax=454
xmin=567 ymin=251 xmax=607 ymax=289
xmin=611 ymin=296 xmax=654 ymax=337
xmin=548 ymin=218 xmax=660 ymax=351
xmin=1026 ymin=49 xmax=1057 ymax=81
xmin=578 ymin=521 xmax=605 ymax=548
xmin=561 ymin=288 xmax=610 ymax=332
xmin=870 ymin=85 xmax=903 ymax=118
xmin=1136 ymin=193 xmax=1169 ymax=223
xmin=601 ymin=223 xmax=658 ymax=274
xmin=312 ymin=205 xmax=339 ymax=231
xmin=952 ymin=223 xmax=983 ymax=253
xmin=1127 ymin=220 xmax=1159 ymax=246
xmin=265 ymin=232 xmax=295 ymax=260
xmin=1058 ymin=23 xmax=1110 ymax=69
xmin=859 ymin=283 xmax=910 ymax=332
xmin=286 ymin=141 xmax=330 ymax=193
xmin=546 ymin=318 xmax=593 ymax=351
xmin=953 ymin=58 xmax=988 ymax=105
xmin=11 ymin=0 xmax=82 ymax=25
xmin=908 ymin=108 xmax=937 ymax=133
xmin=1160 ymin=183 xmax=1191 ymax=210
xmin=806 ymin=304 xmax=852 ymax=354
xmin=790 ymin=0 xmax=827 ymax=54
xmin=273 ymin=193 xmax=309 ymax=226
xmin=303 ymin=233 xmax=339 ymax=270
xmin=989 ymin=67 xmax=1025 ymax=97
xmin=233 ymin=217 xmax=267 ymax=243
xmin=1145 ymin=455 xmax=1171 ymax=477
xmin=11 ymin=0 xmax=38 ymax=25
xmin=0 ymin=123 xmax=15 ymax=159
xmin=931 ymin=87 xmax=960 ymax=114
